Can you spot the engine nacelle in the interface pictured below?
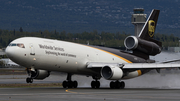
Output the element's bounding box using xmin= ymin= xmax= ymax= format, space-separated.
xmin=101 ymin=65 xmax=123 ymax=80
xmin=31 ymin=69 xmax=50 ymax=80
xmin=124 ymin=36 xmax=161 ymax=55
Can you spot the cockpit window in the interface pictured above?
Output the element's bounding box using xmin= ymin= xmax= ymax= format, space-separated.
xmin=8 ymin=43 xmax=25 ymax=48
xmin=17 ymin=44 xmax=25 ymax=48
xmin=11 ymin=44 xmax=17 ymax=46
xmin=8 ymin=44 xmax=12 ymax=46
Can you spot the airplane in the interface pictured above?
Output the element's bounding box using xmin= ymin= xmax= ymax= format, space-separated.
xmin=0 ymin=58 xmax=19 ymax=67
xmin=5 ymin=9 xmax=180 ymax=89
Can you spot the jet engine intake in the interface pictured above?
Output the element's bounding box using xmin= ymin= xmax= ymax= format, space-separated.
xmin=31 ymin=69 xmax=50 ymax=80
xmin=124 ymin=36 xmax=161 ymax=55
xmin=101 ymin=65 xmax=123 ymax=80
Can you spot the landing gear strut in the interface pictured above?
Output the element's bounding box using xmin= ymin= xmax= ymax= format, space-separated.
xmin=62 ymin=73 xmax=78 ymax=88
xmin=110 ymin=81 xmax=125 ymax=89
xmin=91 ymin=76 xmax=101 ymax=88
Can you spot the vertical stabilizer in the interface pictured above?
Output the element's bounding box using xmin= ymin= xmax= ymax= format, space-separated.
xmin=138 ymin=9 xmax=160 ymax=41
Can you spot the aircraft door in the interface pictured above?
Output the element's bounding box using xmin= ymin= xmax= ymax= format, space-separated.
xmin=30 ymin=43 xmax=35 ymax=55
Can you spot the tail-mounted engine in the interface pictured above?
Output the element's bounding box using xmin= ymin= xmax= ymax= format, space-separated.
xmin=124 ymin=36 xmax=161 ymax=56
xmin=101 ymin=65 xmax=123 ymax=80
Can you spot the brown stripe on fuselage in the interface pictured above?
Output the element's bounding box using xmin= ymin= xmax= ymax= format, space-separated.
xmin=85 ymin=45 xmax=147 ymax=63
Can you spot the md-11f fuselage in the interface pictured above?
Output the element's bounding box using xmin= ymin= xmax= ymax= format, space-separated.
xmin=6 ymin=37 xmax=147 ymax=76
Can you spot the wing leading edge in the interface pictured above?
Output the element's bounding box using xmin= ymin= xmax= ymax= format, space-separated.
xmin=87 ymin=62 xmax=180 ymax=69
xmin=122 ymin=63 xmax=180 ymax=69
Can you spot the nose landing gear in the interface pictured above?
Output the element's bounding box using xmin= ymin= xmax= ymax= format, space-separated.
xmin=26 ymin=68 xmax=33 ymax=83
xmin=26 ymin=77 xmax=33 ymax=83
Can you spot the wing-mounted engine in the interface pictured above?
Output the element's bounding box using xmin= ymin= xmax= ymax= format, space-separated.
xmin=30 ymin=69 xmax=50 ymax=80
xmin=101 ymin=65 xmax=123 ymax=80
xmin=26 ymin=68 xmax=50 ymax=83
xmin=124 ymin=36 xmax=161 ymax=56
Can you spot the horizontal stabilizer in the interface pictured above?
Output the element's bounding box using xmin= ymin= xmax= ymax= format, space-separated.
xmin=160 ymin=59 xmax=180 ymax=63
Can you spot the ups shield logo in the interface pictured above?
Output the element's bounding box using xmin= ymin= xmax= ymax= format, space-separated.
xmin=148 ymin=20 xmax=155 ymax=37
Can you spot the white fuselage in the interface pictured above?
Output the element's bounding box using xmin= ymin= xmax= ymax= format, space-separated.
xmin=6 ymin=37 xmax=133 ymax=76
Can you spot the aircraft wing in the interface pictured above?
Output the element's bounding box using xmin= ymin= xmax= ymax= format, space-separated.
xmin=87 ymin=62 xmax=120 ymax=68
xmin=87 ymin=62 xmax=180 ymax=69
xmin=122 ymin=63 xmax=180 ymax=69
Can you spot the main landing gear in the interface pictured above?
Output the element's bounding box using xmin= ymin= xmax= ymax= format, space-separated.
xmin=110 ymin=81 xmax=125 ymax=89
xmin=91 ymin=76 xmax=101 ymax=88
xmin=62 ymin=74 xmax=125 ymax=89
xmin=62 ymin=73 xmax=78 ymax=88
xmin=90 ymin=76 xmax=125 ymax=89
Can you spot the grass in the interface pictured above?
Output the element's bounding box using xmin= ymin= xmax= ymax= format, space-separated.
xmin=0 ymin=68 xmax=26 ymax=75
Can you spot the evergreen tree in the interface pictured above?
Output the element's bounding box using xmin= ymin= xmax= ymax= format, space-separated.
xmin=19 ymin=27 xmax=23 ymax=32
xmin=13 ymin=29 xmax=15 ymax=35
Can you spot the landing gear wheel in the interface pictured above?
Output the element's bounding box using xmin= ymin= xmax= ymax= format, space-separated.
xmin=73 ymin=81 xmax=78 ymax=88
xmin=120 ymin=81 xmax=125 ymax=89
xmin=91 ymin=81 xmax=100 ymax=88
xmin=91 ymin=81 xmax=96 ymax=88
xmin=26 ymin=78 xmax=33 ymax=83
xmin=96 ymin=81 xmax=100 ymax=88
xmin=110 ymin=81 xmax=115 ymax=89
xmin=62 ymin=81 xmax=67 ymax=88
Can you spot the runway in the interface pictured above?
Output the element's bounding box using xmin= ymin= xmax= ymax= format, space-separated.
xmin=0 ymin=87 xmax=180 ymax=101
xmin=1 ymin=68 xmax=180 ymax=101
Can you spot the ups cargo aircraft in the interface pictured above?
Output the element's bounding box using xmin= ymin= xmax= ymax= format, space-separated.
xmin=5 ymin=9 xmax=180 ymax=89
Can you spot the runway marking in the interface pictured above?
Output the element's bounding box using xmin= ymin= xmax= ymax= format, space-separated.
xmin=65 ymin=89 xmax=87 ymax=94
xmin=65 ymin=89 xmax=77 ymax=94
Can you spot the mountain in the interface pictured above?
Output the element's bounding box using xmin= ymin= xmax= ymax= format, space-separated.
xmin=0 ymin=0 xmax=180 ymax=36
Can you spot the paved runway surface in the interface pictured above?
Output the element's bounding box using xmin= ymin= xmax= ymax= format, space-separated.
xmin=1 ymin=69 xmax=180 ymax=101
xmin=0 ymin=87 xmax=180 ymax=101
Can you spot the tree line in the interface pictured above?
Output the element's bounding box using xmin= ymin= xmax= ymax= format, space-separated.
xmin=0 ymin=28 xmax=179 ymax=49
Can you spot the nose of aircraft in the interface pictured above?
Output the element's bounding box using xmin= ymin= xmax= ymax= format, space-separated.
xmin=5 ymin=46 xmax=14 ymax=59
